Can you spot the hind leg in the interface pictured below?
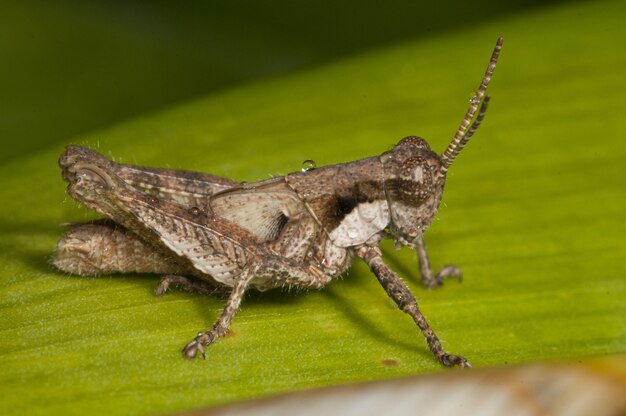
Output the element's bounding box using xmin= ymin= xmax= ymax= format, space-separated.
xmin=53 ymin=220 xmax=193 ymax=277
xmin=156 ymin=274 xmax=228 ymax=297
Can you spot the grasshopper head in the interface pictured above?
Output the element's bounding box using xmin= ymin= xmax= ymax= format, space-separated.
xmin=381 ymin=136 xmax=446 ymax=247
xmin=380 ymin=37 xmax=501 ymax=247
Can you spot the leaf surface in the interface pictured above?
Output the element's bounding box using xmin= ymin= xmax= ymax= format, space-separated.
xmin=1 ymin=1 xmax=625 ymax=414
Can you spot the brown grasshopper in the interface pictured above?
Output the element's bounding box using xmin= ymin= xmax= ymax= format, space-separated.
xmin=54 ymin=38 xmax=502 ymax=368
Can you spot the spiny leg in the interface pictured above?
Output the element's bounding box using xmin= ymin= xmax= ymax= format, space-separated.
xmin=155 ymin=275 xmax=228 ymax=298
xmin=415 ymin=235 xmax=462 ymax=289
xmin=357 ymin=245 xmax=470 ymax=368
xmin=183 ymin=267 xmax=255 ymax=360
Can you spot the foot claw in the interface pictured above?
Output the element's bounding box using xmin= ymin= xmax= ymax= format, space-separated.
xmin=425 ymin=265 xmax=463 ymax=288
xmin=437 ymin=264 xmax=463 ymax=283
xmin=183 ymin=340 xmax=204 ymax=360
xmin=183 ymin=332 xmax=212 ymax=360
xmin=441 ymin=353 xmax=471 ymax=368
xmin=155 ymin=280 xmax=169 ymax=297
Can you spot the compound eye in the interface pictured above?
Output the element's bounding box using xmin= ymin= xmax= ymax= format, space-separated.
xmin=425 ymin=158 xmax=441 ymax=174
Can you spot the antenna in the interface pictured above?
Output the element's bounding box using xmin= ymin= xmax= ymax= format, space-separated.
xmin=439 ymin=37 xmax=503 ymax=174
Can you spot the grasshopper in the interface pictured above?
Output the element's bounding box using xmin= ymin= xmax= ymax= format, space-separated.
xmin=54 ymin=38 xmax=502 ymax=368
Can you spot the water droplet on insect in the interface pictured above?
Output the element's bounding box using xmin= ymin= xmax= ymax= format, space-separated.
xmin=189 ymin=206 xmax=201 ymax=216
xmin=347 ymin=227 xmax=359 ymax=239
xmin=301 ymin=159 xmax=317 ymax=172
xmin=468 ymin=94 xmax=478 ymax=104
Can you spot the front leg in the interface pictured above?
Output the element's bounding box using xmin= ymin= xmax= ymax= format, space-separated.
xmin=357 ymin=245 xmax=470 ymax=368
xmin=415 ymin=235 xmax=462 ymax=289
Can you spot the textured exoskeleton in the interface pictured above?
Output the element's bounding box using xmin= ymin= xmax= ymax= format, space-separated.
xmin=54 ymin=38 xmax=502 ymax=368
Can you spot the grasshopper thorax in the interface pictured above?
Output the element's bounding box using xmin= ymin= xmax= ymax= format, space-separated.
xmin=381 ymin=136 xmax=446 ymax=247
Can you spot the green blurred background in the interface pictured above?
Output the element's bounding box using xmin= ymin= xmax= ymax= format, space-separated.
xmin=1 ymin=1 xmax=625 ymax=415
xmin=2 ymin=0 xmax=554 ymax=162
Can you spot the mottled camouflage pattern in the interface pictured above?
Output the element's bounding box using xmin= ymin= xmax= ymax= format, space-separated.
xmin=54 ymin=38 xmax=502 ymax=366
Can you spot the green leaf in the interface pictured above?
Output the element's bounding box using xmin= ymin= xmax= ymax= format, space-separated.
xmin=1 ymin=0 xmax=625 ymax=415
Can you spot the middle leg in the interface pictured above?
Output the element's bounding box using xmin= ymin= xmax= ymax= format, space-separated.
xmin=183 ymin=266 xmax=255 ymax=360
xmin=182 ymin=253 xmax=333 ymax=360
